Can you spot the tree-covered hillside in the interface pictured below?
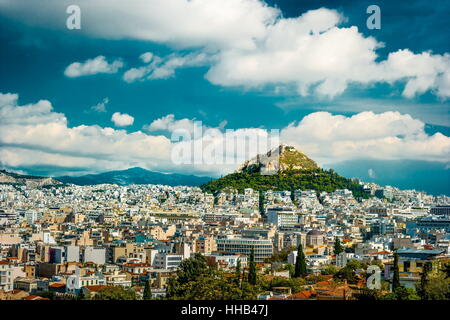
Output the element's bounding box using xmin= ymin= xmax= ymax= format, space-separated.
xmin=201 ymin=168 xmax=370 ymax=199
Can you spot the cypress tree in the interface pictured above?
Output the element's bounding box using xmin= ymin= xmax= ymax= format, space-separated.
xmin=248 ymin=247 xmax=257 ymax=285
xmin=290 ymin=190 xmax=295 ymax=202
xmin=418 ymin=261 xmax=432 ymax=299
xmin=143 ymin=279 xmax=152 ymax=300
xmin=259 ymin=191 xmax=265 ymax=216
xmin=294 ymin=243 xmax=307 ymax=277
xmin=334 ymin=237 xmax=344 ymax=255
xmin=235 ymin=259 xmax=242 ymax=287
xmin=392 ymin=252 xmax=401 ymax=291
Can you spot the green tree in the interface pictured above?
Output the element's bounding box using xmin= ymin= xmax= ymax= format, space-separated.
xmin=345 ymin=259 xmax=368 ymax=271
xmin=417 ymin=261 xmax=432 ymax=299
xmin=333 ymin=260 xmax=367 ymax=284
xmin=260 ymin=275 xmax=307 ymax=294
xmin=392 ymin=252 xmax=401 ymax=291
xmin=354 ymin=288 xmax=381 ymax=300
xmin=235 ymin=259 xmax=242 ymax=287
xmin=166 ymin=253 xmax=258 ymax=300
xmin=423 ymin=273 xmax=450 ymax=300
xmin=294 ymin=243 xmax=307 ymax=278
xmin=442 ymin=262 xmax=450 ymax=278
xmin=167 ymin=253 xmax=211 ymax=298
xmin=334 ymin=266 xmax=357 ymax=284
xmin=248 ymin=248 xmax=257 ymax=285
xmin=370 ymin=259 xmax=384 ymax=270
xmin=333 ymin=237 xmax=344 ymax=256
xmin=176 ymin=253 xmax=209 ymax=284
xmin=264 ymin=247 xmax=295 ymax=263
xmin=381 ymin=287 xmax=420 ymax=300
xmin=284 ymin=263 xmax=295 ymax=278
xmin=258 ymin=191 xmax=265 ymax=216
xmin=200 ymin=168 xmax=370 ymax=200
xmin=93 ymin=286 xmax=137 ymax=300
xmin=321 ymin=264 xmax=338 ymax=275
xmin=416 ymin=262 xmax=450 ymax=301
xmin=143 ymin=279 xmax=152 ymax=300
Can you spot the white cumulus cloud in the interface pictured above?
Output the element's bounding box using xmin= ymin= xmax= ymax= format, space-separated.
xmin=1 ymin=93 xmax=449 ymax=178
xmin=123 ymin=52 xmax=211 ymax=83
xmin=64 ymin=56 xmax=124 ymax=78
xmin=140 ymin=52 xmax=154 ymax=63
xmin=2 ymin=1 xmax=449 ymax=98
xmin=144 ymin=114 xmax=211 ymax=136
xmin=280 ymin=111 xmax=450 ymax=164
xmin=111 ymin=112 xmax=134 ymax=127
xmin=0 ymin=93 xmax=171 ymax=174
xmin=90 ymin=97 xmax=109 ymax=113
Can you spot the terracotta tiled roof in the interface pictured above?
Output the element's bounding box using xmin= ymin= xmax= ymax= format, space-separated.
xmin=316 ymin=280 xmax=333 ymax=286
xmin=123 ymin=263 xmax=151 ymax=267
xmin=317 ymin=287 xmax=348 ymax=298
xmin=85 ymin=285 xmax=109 ymax=292
xmin=49 ymin=283 xmax=65 ymax=288
xmin=288 ymin=290 xmax=314 ymax=300
xmin=23 ymin=295 xmax=50 ymax=300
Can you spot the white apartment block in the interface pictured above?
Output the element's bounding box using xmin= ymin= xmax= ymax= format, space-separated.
xmin=0 ymin=261 xmax=13 ymax=292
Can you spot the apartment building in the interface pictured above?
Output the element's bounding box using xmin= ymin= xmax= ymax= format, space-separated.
xmin=216 ymin=238 xmax=273 ymax=263
xmin=0 ymin=261 xmax=13 ymax=292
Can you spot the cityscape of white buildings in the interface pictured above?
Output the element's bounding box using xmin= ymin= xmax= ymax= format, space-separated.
xmin=0 ymin=180 xmax=449 ymax=299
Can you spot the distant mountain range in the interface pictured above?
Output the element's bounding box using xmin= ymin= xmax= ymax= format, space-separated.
xmin=56 ymin=167 xmax=213 ymax=187
xmin=2 ymin=146 xmax=448 ymax=195
xmin=0 ymin=167 xmax=213 ymax=187
xmin=0 ymin=170 xmax=62 ymax=187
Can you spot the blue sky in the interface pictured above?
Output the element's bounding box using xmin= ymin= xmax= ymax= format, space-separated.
xmin=0 ymin=0 xmax=449 ymax=194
